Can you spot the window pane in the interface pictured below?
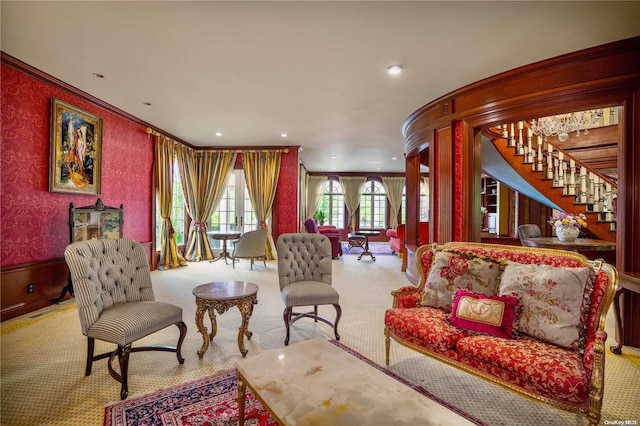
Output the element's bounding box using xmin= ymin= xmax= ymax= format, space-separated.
xmin=321 ymin=179 xmax=343 ymax=227
xmin=155 ymin=160 xmax=185 ymax=246
xmin=359 ymin=180 xmax=386 ymax=230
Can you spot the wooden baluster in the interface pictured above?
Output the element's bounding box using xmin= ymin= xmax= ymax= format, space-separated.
xmin=605 ymin=183 xmax=614 ymax=221
xmin=509 ymin=123 xmax=516 ymax=147
xmin=547 ymin=144 xmax=554 ymax=179
xmin=592 ymin=175 xmax=601 ymax=212
xmin=536 ymin=136 xmax=544 ymax=172
xmin=588 ymin=172 xmax=596 ymax=206
xmin=579 ymin=167 xmax=588 ymax=204
xmin=526 ymin=128 xmax=534 ymax=164
xmin=557 ymin=151 xmax=565 ymax=189
xmin=517 ymin=121 xmax=525 ymax=156
xmin=502 ymin=124 xmax=508 ymax=139
xmin=568 ymin=159 xmax=576 ymax=196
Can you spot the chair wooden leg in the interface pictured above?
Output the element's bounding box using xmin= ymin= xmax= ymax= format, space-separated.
xmin=175 ymin=321 xmax=187 ymax=363
xmin=85 ymin=337 xmax=95 ymax=376
xmin=283 ymin=307 xmax=293 ymax=346
xmin=333 ymin=304 xmax=342 ymax=341
xmin=117 ymin=345 xmax=131 ymax=400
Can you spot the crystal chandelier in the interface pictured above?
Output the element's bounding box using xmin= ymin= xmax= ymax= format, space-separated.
xmin=530 ymin=110 xmax=602 ymax=142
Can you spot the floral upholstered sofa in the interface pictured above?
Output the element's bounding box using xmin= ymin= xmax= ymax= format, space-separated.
xmin=384 ymin=242 xmax=618 ymax=425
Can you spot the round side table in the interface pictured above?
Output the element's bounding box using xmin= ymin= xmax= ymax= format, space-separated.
xmin=192 ymin=281 xmax=259 ymax=358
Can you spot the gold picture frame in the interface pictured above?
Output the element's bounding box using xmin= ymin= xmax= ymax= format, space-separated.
xmin=49 ymin=98 xmax=102 ymax=194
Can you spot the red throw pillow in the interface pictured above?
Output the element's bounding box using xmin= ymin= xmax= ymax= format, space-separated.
xmin=449 ymin=289 xmax=520 ymax=339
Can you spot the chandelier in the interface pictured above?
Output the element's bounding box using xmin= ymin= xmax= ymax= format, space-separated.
xmin=530 ymin=109 xmax=602 ymax=142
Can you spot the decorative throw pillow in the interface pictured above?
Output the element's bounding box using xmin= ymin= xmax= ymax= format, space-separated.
xmin=420 ymin=251 xmax=502 ymax=311
xmin=498 ymin=261 xmax=593 ymax=350
xmin=449 ymin=289 xmax=520 ymax=339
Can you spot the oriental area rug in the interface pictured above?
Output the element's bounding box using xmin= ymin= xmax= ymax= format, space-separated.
xmin=104 ymin=341 xmax=486 ymax=426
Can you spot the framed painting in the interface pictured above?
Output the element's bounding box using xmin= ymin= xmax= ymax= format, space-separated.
xmin=49 ymin=98 xmax=103 ymax=194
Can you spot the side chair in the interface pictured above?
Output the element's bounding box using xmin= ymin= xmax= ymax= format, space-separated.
xmin=64 ymin=238 xmax=187 ymax=400
xmin=276 ymin=233 xmax=341 ymax=345
xmin=231 ymin=229 xmax=269 ymax=270
xmin=518 ymin=224 xmax=541 ymax=247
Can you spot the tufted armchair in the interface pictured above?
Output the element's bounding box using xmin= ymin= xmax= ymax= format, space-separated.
xmin=303 ymin=217 xmax=342 ymax=259
xmin=64 ymin=238 xmax=187 ymax=400
xmin=276 ymin=233 xmax=341 ymax=345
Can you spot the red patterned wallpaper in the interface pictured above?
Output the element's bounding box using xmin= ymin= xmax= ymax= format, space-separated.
xmin=1 ymin=64 xmax=153 ymax=267
xmin=454 ymin=121 xmax=463 ymax=241
xmin=275 ymin=149 xmax=299 ymax=236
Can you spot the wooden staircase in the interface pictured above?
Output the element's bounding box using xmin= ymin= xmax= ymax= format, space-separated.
xmin=484 ymin=117 xmax=617 ymax=243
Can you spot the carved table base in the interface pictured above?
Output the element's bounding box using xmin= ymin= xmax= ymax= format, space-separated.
xmin=192 ymin=281 xmax=259 ymax=358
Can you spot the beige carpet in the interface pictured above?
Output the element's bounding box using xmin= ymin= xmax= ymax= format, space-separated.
xmin=1 ymin=253 xmax=639 ymax=425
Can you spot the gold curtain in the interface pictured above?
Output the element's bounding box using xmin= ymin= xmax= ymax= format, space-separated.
xmin=242 ymin=151 xmax=281 ymax=260
xmin=339 ymin=176 xmax=367 ymax=231
xmin=176 ymin=145 xmax=236 ymax=261
xmin=306 ymin=175 xmax=327 ymax=222
xmin=382 ymin=176 xmax=406 ymax=229
xmin=154 ymin=136 xmax=187 ymax=270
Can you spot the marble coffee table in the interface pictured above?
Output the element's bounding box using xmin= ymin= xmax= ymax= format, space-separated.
xmin=235 ymin=338 xmax=476 ymax=425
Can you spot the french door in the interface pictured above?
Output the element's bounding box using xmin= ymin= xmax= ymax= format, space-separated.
xmin=209 ymin=170 xmax=257 ymax=238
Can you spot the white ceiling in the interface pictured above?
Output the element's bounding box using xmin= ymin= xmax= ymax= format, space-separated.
xmin=2 ymin=1 xmax=639 ymax=173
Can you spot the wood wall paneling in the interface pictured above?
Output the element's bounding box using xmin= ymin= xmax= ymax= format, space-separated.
xmin=1 ymin=260 xmax=69 ymax=321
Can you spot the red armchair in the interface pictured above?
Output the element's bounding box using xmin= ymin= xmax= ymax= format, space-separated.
xmin=303 ymin=218 xmax=343 ymax=259
xmin=386 ymin=223 xmax=429 ymax=255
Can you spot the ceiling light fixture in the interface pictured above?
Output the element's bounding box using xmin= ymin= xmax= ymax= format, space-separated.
xmin=386 ymin=64 xmax=403 ymax=75
xmin=92 ymin=73 xmax=104 ymax=78
xmin=280 ymin=133 xmax=288 ymax=138
xmin=530 ymin=109 xmax=602 ymax=142
xmin=215 ymin=132 xmax=222 ymax=137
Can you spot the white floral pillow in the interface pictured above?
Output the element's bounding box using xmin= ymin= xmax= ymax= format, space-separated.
xmin=420 ymin=251 xmax=502 ymax=311
xmin=498 ymin=261 xmax=592 ymax=350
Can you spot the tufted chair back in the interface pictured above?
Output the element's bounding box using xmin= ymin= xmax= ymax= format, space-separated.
xmin=276 ymin=233 xmax=332 ymax=290
xmin=65 ymin=238 xmax=155 ymax=335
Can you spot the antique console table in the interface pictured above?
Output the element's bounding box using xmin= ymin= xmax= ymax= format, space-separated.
xmin=525 ymin=237 xmax=615 ymax=252
xmin=610 ymin=272 xmax=640 ymax=354
xmin=192 ymin=281 xmax=258 ymax=358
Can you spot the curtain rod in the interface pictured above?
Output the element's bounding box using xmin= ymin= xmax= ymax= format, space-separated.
xmin=146 ymin=127 xmax=289 ymax=154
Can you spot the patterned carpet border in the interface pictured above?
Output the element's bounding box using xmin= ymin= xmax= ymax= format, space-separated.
xmin=105 ymin=340 xmax=487 ymax=426
xmin=341 ymin=241 xmax=394 ymax=255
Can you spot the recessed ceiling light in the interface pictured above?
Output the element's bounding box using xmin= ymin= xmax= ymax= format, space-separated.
xmin=392 ymin=157 xmax=398 ymax=160
xmin=143 ymin=102 xmax=151 ymax=106
xmin=330 ymin=155 xmax=337 ymax=159
xmin=92 ymin=73 xmax=104 ymax=78
xmin=281 ymin=133 xmax=288 ymax=138
xmin=376 ymin=167 xmax=381 ymax=170
xmin=215 ymin=132 xmax=222 ymax=137
xmin=386 ymin=65 xmax=403 ymax=75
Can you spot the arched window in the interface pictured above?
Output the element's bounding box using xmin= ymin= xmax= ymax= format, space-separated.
xmin=318 ymin=179 xmax=344 ymax=227
xmin=359 ymin=180 xmax=386 ymax=229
